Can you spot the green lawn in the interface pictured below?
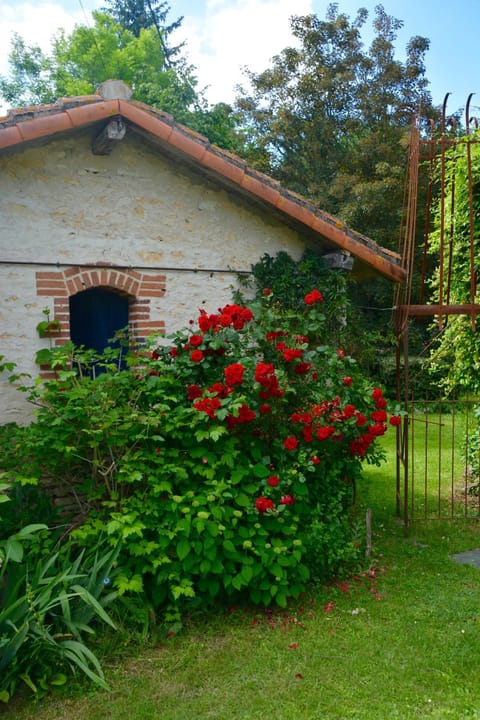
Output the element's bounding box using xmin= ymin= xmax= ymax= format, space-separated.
xmin=5 ymin=428 xmax=480 ymax=720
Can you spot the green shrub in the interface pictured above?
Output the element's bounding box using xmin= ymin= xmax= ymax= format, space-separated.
xmin=1 ymin=289 xmax=398 ymax=625
xmin=0 ymin=495 xmax=119 ymax=703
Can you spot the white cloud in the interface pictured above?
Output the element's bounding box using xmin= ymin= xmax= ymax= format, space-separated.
xmin=0 ymin=2 xmax=87 ymax=75
xmin=174 ymin=0 xmax=314 ymax=104
xmin=0 ymin=0 xmax=314 ymax=111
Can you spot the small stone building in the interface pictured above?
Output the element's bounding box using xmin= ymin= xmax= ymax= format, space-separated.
xmin=0 ymin=80 xmax=405 ymax=423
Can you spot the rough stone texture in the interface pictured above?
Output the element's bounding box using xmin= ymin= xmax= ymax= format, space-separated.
xmin=451 ymin=549 xmax=480 ymax=569
xmin=0 ymin=130 xmax=305 ymax=422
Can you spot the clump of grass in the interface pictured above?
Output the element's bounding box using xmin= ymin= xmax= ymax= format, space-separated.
xmin=6 ymin=439 xmax=480 ymax=720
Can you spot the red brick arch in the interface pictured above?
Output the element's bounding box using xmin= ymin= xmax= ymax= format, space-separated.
xmin=36 ymin=266 xmax=166 ymax=361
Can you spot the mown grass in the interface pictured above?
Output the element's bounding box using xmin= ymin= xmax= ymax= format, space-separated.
xmin=5 ymin=424 xmax=480 ymax=720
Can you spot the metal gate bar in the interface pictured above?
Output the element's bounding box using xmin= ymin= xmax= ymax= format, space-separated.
xmin=394 ymin=95 xmax=480 ymax=526
xmin=400 ymin=398 xmax=480 ymax=524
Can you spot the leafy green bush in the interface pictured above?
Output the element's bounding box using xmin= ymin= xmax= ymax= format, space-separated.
xmin=1 ymin=289 xmax=399 ymax=625
xmin=0 ymin=485 xmax=119 ymax=703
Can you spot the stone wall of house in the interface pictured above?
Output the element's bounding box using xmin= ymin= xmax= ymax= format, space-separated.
xmin=0 ymin=129 xmax=305 ymax=422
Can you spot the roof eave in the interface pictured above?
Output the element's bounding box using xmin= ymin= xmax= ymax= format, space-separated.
xmin=0 ymin=97 xmax=406 ymax=284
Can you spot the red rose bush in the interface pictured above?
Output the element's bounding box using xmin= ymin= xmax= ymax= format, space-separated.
xmin=9 ymin=288 xmax=397 ymax=620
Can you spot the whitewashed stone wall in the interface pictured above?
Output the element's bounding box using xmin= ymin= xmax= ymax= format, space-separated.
xmin=0 ymin=129 xmax=306 ymax=422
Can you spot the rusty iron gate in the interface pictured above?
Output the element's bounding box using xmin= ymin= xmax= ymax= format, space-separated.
xmin=394 ymin=95 xmax=480 ymax=526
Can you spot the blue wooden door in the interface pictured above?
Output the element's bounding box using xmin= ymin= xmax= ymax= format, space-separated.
xmin=69 ymin=288 xmax=128 ymax=354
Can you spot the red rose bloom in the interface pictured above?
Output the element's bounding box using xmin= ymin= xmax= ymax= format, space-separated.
xmin=208 ymin=382 xmax=226 ymax=396
xmin=371 ymin=387 xmax=384 ymax=400
xmin=267 ymin=475 xmax=280 ymax=487
xmin=294 ymin=362 xmax=311 ymax=375
xmin=169 ymin=346 xmax=178 ymax=357
xmin=371 ymin=410 xmax=387 ymax=422
xmin=343 ymin=404 xmax=356 ymax=418
xmin=189 ymin=334 xmax=203 ymax=347
xmin=302 ymin=427 xmax=314 ymax=442
xmin=226 ymin=403 xmax=256 ymax=428
xmin=282 ymin=348 xmax=303 ymax=362
xmin=259 ymin=403 xmax=271 ymax=414
xmin=343 ymin=376 xmax=352 ymax=386
xmin=283 ymin=437 xmax=299 ymax=451
xmin=317 ymin=426 xmax=335 ymax=441
xmin=190 ymin=349 xmax=204 ymax=362
xmin=389 ymin=415 xmax=401 ymax=426
xmin=375 ymin=396 xmax=388 ymax=409
xmin=304 ymin=289 xmax=324 ymax=305
xmin=311 ymin=455 xmax=320 ymax=465
xmin=263 ymin=288 xmax=272 ymax=296
xmin=369 ymin=422 xmax=387 ymax=436
xmin=187 ymin=384 xmax=203 ymax=400
xmin=224 ymin=363 xmax=245 ymax=386
xmin=280 ymin=494 xmax=294 ymax=506
xmin=255 ymin=362 xmax=276 ymax=385
xmin=255 ymin=497 xmax=274 ymax=514
xmin=194 ymin=397 xmax=221 ymax=418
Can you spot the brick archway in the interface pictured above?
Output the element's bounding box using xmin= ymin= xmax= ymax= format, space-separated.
xmin=36 ymin=266 xmax=166 ymax=368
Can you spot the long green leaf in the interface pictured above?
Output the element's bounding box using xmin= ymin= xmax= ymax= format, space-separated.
xmin=70 ymin=585 xmax=116 ymax=628
xmin=61 ymin=640 xmax=109 ymax=690
xmin=0 ymin=621 xmax=29 ymax=672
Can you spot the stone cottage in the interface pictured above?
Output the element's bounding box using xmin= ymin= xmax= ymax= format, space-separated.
xmin=0 ymin=80 xmax=405 ymax=423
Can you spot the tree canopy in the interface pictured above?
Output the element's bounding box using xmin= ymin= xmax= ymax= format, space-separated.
xmin=0 ymin=9 xmax=241 ymax=152
xmin=101 ymin=0 xmax=184 ymax=62
xmin=234 ymin=3 xmax=434 ymax=250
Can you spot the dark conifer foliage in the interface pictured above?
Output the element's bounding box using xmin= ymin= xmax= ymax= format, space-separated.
xmin=101 ymin=0 xmax=183 ymax=62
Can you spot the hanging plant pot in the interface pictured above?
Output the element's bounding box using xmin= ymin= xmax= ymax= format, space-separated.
xmin=36 ymin=319 xmax=61 ymax=338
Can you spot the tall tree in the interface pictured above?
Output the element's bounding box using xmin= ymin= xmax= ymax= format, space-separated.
xmin=101 ymin=0 xmax=183 ymax=62
xmin=235 ymin=3 xmax=434 ymax=249
xmin=233 ymin=3 xmax=436 ymax=375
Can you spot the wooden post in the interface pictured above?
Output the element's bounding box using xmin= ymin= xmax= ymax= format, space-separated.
xmin=365 ymin=508 xmax=372 ymax=557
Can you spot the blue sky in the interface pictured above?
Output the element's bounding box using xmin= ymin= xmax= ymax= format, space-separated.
xmin=0 ymin=0 xmax=478 ymax=116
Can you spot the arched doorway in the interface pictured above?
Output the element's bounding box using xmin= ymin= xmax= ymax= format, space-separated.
xmin=69 ymin=287 xmax=129 ymax=356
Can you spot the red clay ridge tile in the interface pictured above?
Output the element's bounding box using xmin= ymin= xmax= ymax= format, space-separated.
xmin=276 ymin=196 xmax=317 ymax=228
xmin=202 ymin=148 xmax=246 ymax=185
xmin=241 ymin=172 xmax=282 ymax=206
xmin=65 ymin=100 xmax=119 ymax=127
xmin=7 ymin=102 xmax=61 ymax=120
xmin=57 ymin=94 xmax=103 ymax=107
xmin=169 ymin=126 xmax=208 ymax=161
xmin=127 ymin=99 xmax=175 ymax=124
xmin=16 ymin=112 xmax=74 ymax=143
xmin=119 ymin=102 xmax=173 ymax=142
xmin=0 ymin=125 xmax=23 ymax=150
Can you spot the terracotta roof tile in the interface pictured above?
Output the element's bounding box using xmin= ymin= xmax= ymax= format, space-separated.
xmin=0 ymin=124 xmax=23 ymax=150
xmin=202 ymin=149 xmax=246 ymax=185
xmin=169 ymin=126 xmax=208 ymax=161
xmin=0 ymin=82 xmax=406 ymax=283
xmin=119 ymin=101 xmax=173 ymax=142
xmin=16 ymin=111 xmax=74 ymax=142
xmin=242 ymin=172 xmax=283 ymax=207
xmin=65 ymin=99 xmax=119 ymax=127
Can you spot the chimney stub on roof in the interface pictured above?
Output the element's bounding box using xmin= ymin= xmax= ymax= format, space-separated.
xmin=96 ymin=80 xmax=133 ymax=101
